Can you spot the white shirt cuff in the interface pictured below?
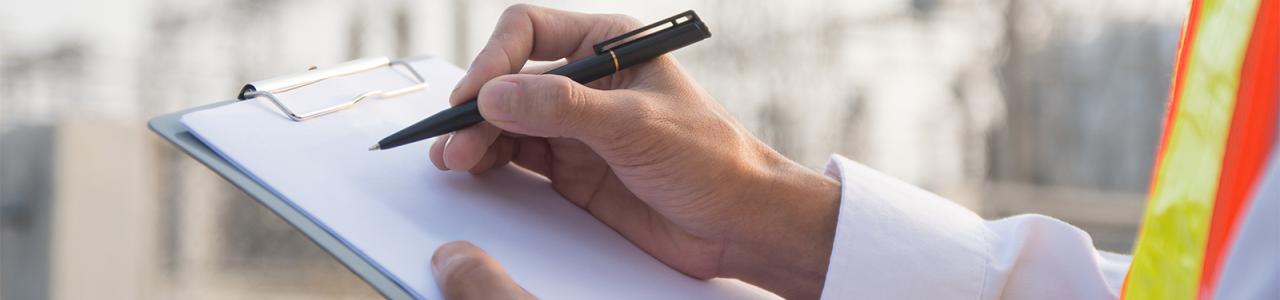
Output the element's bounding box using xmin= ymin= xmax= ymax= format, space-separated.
xmin=820 ymin=155 xmax=989 ymax=299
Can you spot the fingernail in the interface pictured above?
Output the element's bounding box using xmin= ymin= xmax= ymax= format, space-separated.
xmin=441 ymin=132 xmax=458 ymax=171
xmin=432 ymin=249 xmax=463 ymax=278
xmin=432 ymin=254 xmax=444 ymax=275
xmin=431 ymin=244 xmax=453 ymax=275
xmin=478 ymin=80 xmax=518 ymax=122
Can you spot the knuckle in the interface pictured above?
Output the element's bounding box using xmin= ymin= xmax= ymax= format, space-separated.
xmin=474 ymin=45 xmax=501 ymax=64
xmin=478 ymin=43 xmax=517 ymax=71
xmin=502 ymin=3 xmax=535 ymax=18
xmin=563 ymin=82 xmax=594 ymax=135
xmin=486 ymin=30 xmax=511 ymax=45
xmin=544 ymin=76 xmax=577 ymax=105
xmin=540 ymin=76 xmax=582 ymax=131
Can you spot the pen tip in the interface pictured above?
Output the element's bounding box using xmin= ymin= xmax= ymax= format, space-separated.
xmin=368 ymin=144 xmax=381 ymax=151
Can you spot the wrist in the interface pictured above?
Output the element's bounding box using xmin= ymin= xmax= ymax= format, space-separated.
xmin=720 ymin=147 xmax=841 ymax=299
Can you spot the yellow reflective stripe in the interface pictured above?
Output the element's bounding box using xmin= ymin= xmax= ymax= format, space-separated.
xmin=1125 ymin=0 xmax=1260 ymax=299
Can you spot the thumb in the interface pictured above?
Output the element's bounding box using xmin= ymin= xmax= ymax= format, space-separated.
xmin=431 ymin=241 xmax=535 ymax=300
xmin=475 ymin=74 xmax=638 ymax=141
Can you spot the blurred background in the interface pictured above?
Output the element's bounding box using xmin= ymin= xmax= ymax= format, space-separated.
xmin=0 ymin=0 xmax=1185 ymax=298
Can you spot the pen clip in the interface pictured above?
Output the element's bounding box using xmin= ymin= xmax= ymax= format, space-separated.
xmin=593 ymin=10 xmax=700 ymax=54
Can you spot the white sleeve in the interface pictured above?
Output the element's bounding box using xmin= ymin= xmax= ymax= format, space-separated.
xmin=819 ymin=155 xmax=1130 ymax=299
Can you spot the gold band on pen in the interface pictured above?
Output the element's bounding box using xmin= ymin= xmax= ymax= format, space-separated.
xmin=609 ymin=50 xmax=620 ymax=72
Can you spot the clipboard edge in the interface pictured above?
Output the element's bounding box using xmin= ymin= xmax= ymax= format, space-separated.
xmin=147 ymin=100 xmax=418 ymax=300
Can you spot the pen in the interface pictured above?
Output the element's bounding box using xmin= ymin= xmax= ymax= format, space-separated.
xmin=369 ymin=10 xmax=711 ymax=151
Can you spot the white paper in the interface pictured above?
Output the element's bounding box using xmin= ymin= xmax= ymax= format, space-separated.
xmin=181 ymin=57 xmax=777 ymax=299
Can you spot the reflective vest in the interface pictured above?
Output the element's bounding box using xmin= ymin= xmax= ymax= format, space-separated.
xmin=1123 ymin=0 xmax=1279 ymax=298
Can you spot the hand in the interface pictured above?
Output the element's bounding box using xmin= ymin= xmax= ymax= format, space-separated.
xmin=431 ymin=241 xmax=536 ymax=300
xmin=430 ymin=4 xmax=842 ymax=299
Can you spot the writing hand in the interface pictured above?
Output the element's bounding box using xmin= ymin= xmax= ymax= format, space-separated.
xmin=431 ymin=5 xmax=841 ymax=299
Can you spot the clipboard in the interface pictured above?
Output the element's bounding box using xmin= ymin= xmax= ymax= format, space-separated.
xmin=149 ymin=102 xmax=416 ymax=300
xmin=147 ymin=57 xmax=431 ymax=300
xmin=149 ymin=55 xmax=776 ymax=300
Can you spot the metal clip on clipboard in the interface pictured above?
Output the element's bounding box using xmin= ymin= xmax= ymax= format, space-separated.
xmin=237 ymin=57 xmax=428 ymax=121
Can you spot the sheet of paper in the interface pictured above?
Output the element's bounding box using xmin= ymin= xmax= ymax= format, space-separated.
xmin=181 ymin=57 xmax=777 ymax=299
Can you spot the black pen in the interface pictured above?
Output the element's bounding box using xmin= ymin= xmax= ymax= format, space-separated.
xmin=369 ymin=10 xmax=711 ymax=151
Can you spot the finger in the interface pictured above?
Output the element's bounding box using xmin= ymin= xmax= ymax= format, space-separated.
xmin=449 ymin=4 xmax=639 ymax=106
xmin=443 ymin=123 xmax=503 ymax=171
xmin=476 ymin=74 xmax=644 ymax=143
xmin=438 ymin=61 xmax=561 ymax=172
xmin=432 ymin=241 xmax=535 ymax=300
xmin=511 ymin=138 xmax=552 ymax=177
xmin=468 ymin=137 xmax=515 ymax=174
xmin=469 ymin=149 xmax=498 ymax=175
xmin=429 ymin=136 xmax=449 ymax=171
xmin=468 ymin=136 xmax=512 ymax=173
